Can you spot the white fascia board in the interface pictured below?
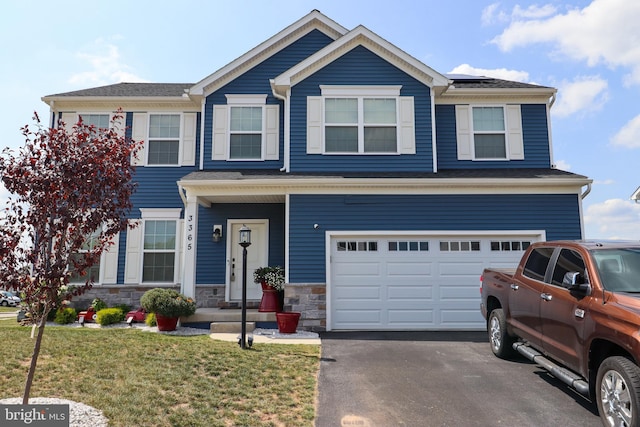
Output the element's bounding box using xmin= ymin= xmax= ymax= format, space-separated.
xmin=632 ymin=186 xmax=640 ymax=201
xmin=41 ymin=96 xmax=200 ymax=111
xmin=189 ymin=10 xmax=347 ymax=97
xmin=437 ymin=87 xmax=557 ymax=104
xmin=178 ymin=176 xmax=593 ymax=198
xmin=273 ymin=25 xmax=451 ymax=91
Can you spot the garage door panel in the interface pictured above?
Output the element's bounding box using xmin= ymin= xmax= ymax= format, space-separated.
xmin=439 ymin=286 xmax=478 ymax=299
xmin=387 ymin=262 xmax=433 ymax=276
xmin=438 ymin=262 xmax=484 ymax=275
xmin=440 ymin=309 xmax=485 ymax=326
xmin=333 ymin=262 xmax=381 ymax=277
xmin=334 ymin=285 xmax=381 ymax=300
xmin=334 ymin=309 xmax=381 ymax=325
xmin=388 ymin=310 xmax=433 ymax=325
xmin=387 ymin=286 xmax=432 ymax=299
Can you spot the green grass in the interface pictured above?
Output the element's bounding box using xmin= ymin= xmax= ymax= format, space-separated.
xmin=0 ymin=322 xmax=320 ymax=426
xmin=0 ymin=306 xmax=19 ymax=313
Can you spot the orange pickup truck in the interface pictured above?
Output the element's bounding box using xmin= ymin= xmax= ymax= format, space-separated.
xmin=481 ymin=240 xmax=640 ymax=427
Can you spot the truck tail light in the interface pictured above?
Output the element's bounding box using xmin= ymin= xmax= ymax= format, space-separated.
xmin=480 ymin=275 xmax=483 ymax=294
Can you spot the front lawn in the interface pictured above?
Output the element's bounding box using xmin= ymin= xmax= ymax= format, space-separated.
xmin=0 ymin=322 xmax=320 ymax=426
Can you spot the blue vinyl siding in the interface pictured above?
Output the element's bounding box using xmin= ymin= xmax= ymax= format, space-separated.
xmin=289 ymin=193 xmax=582 ymax=282
xmin=195 ymin=204 xmax=285 ymax=284
xmin=435 ymin=104 xmax=551 ymax=169
xmin=290 ymin=45 xmax=433 ymax=172
xmin=203 ymin=30 xmax=334 ymax=169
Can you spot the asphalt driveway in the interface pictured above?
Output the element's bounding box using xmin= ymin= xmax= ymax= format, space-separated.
xmin=316 ymin=331 xmax=601 ymax=427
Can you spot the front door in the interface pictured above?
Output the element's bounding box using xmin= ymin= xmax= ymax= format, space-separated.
xmin=228 ymin=220 xmax=268 ymax=301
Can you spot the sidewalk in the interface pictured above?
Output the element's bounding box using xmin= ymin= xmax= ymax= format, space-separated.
xmin=210 ymin=328 xmax=321 ymax=345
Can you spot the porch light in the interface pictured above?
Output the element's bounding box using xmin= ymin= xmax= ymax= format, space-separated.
xmin=212 ymin=225 xmax=222 ymax=243
xmin=239 ymin=224 xmax=251 ymax=247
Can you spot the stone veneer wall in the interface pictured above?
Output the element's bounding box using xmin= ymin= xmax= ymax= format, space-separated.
xmin=67 ymin=286 xmax=225 ymax=310
xmin=283 ymin=284 xmax=326 ymax=332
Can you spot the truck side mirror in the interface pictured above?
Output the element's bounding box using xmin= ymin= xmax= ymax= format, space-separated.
xmin=563 ymin=272 xmax=591 ymax=295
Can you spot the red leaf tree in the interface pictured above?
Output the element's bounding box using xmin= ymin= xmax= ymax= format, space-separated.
xmin=0 ymin=110 xmax=142 ymax=403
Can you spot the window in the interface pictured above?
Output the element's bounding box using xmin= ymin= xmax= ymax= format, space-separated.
xmin=551 ymin=249 xmax=586 ymax=287
xmin=143 ymin=220 xmax=177 ymax=282
xmin=389 ymin=241 xmax=429 ymax=251
xmin=230 ymin=106 xmax=262 ymax=159
xmin=455 ymin=105 xmax=523 ymax=161
xmin=490 ymin=241 xmax=532 ymax=251
xmin=148 ymin=114 xmax=180 ymax=165
xmin=80 ymin=114 xmax=110 ymax=130
xmin=69 ymin=228 xmax=101 ymax=283
xmin=324 ymin=97 xmax=397 ymax=153
xmin=336 ymin=241 xmax=378 ymax=252
xmin=522 ymin=247 xmax=554 ymax=282
xmin=473 ymin=107 xmax=506 ymax=159
xmin=439 ymin=240 xmax=480 ymax=252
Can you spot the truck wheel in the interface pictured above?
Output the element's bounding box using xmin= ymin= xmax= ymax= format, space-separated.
xmin=488 ymin=308 xmax=515 ymax=359
xmin=597 ymin=356 xmax=640 ymax=427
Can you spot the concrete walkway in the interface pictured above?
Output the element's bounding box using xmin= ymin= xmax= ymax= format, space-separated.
xmin=209 ymin=329 xmax=321 ymax=345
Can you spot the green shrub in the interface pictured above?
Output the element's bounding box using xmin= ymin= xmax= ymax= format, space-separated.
xmin=140 ymin=288 xmax=196 ymax=317
xmin=96 ymin=308 xmax=124 ymax=326
xmin=91 ymin=298 xmax=107 ymax=312
xmin=145 ymin=312 xmax=157 ymax=327
xmin=114 ymin=303 xmax=132 ymax=314
xmin=54 ymin=307 xmax=77 ymax=324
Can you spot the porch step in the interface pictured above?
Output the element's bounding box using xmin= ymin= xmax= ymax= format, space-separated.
xmin=210 ymin=322 xmax=256 ymax=333
xmin=181 ymin=308 xmax=277 ymax=334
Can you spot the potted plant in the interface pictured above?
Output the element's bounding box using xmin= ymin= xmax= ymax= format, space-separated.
xmin=253 ymin=266 xmax=284 ymax=312
xmin=140 ymin=288 xmax=196 ymax=331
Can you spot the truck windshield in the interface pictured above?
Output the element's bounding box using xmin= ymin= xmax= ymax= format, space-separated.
xmin=592 ymin=248 xmax=640 ymax=292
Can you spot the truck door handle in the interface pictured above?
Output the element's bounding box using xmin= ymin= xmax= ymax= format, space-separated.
xmin=541 ymin=293 xmax=552 ymax=301
xmin=510 ymin=284 xmax=519 ymax=291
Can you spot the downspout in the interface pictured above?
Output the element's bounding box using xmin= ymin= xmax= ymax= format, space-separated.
xmin=199 ymin=98 xmax=205 ymax=170
xmin=548 ymin=92 xmax=556 ymax=168
xmin=430 ymin=87 xmax=437 ymax=173
xmin=270 ymin=80 xmax=290 ymax=172
xmin=581 ymin=183 xmax=591 ymax=200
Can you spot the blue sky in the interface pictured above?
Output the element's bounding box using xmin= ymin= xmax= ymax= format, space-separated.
xmin=1 ymin=0 xmax=639 ymax=239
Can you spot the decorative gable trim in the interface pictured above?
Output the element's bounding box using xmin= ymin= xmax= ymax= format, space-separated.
xmin=272 ymin=26 xmax=451 ymax=95
xmin=189 ymin=10 xmax=347 ymax=98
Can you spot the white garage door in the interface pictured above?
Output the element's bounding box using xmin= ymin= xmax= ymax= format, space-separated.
xmin=329 ymin=233 xmax=540 ymax=331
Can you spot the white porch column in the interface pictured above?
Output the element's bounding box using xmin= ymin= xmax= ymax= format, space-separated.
xmin=181 ymin=196 xmax=198 ymax=299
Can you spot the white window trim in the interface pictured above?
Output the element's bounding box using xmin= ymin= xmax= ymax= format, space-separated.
xmin=470 ymin=104 xmax=508 ymax=161
xmin=139 ymin=208 xmax=182 ymax=285
xmin=144 ymin=112 xmax=184 ymax=167
xmin=320 ymin=86 xmax=403 ymax=155
xmin=456 ymin=104 xmax=524 ymax=162
xmin=225 ymin=94 xmax=268 ymax=161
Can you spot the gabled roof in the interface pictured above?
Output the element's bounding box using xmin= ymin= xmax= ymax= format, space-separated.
xmin=632 ymin=186 xmax=640 ymax=202
xmin=271 ymin=25 xmax=451 ymax=95
xmin=189 ymin=10 xmax=348 ymax=97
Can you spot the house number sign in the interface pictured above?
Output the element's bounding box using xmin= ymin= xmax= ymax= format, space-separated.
xmin=186 ymin=214 xmax=194 ymax=251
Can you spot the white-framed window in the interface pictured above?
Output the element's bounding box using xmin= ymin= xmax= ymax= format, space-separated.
xmin=212 ymin=94 xmax=280 ymax=161
xmin=130 ymin=112 xmax=197 ymax=167
xmin=455 ymin=104 xmax=524 ymax=161
xmin=307 ymin=86 xmax=415 ymax=155
xmin=124 ymin=209 xmax=182 ymax=285
xmin=69 ymin=228 xmax=102 ymax=284
xmin=79 ymin=113 xmax=110 ymax=130
xmin=472 ymin=106 xmax=506 ymax=159
xmin=143 ymin=219 xmax=177 ymax=282
xmin=148 ymin=114 xmax=181 ymax=165
xmin=324 ymin=97 xmax=397 ymax=153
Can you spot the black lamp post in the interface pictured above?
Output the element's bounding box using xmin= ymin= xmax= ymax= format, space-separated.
xmin=238 ymin=224 xmax=251 ymax=349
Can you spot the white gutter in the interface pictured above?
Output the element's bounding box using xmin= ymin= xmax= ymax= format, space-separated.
xmin=581 ymin=182 xmax=591 ymax=200
xmin=270 ymin=80 xmax=290 ymax=172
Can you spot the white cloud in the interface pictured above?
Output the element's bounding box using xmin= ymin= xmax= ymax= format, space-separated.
xmin=611 ymin=115 xmax=640 ymax=149
xmin=490 ymin=0 xmax=640 ymax=86
xmin=448 ymin=64 xmax=530 ymax=83
xmin=553 ymin=159 xmax=571 ymax=171
xmin=585 ymin=199 xmax=640 ymax=239
xmin=552 ymin=76 xmax=608 ymax=118
xmin=512 ymin=4 xmax=557 ymax=20
xmin=69 ymin=38 xmax=148 ymax=86
xmin=481 ymin=3 xmax=505 ymax=26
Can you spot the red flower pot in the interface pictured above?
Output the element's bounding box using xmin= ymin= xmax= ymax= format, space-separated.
xmin=259 ymin=282 xmax=282 ymax=312
xmin=276 ymin=312 xmax=301 ymax=334
xmin=155 ymin=314 xmax=179 ymax=331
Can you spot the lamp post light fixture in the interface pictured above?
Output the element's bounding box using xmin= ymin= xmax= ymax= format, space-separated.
xmin=238 ymin=224 xmax=252 ymax=349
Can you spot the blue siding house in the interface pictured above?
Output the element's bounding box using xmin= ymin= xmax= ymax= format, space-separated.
xmin=42 ymin=10 xmax=591 ymax=331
